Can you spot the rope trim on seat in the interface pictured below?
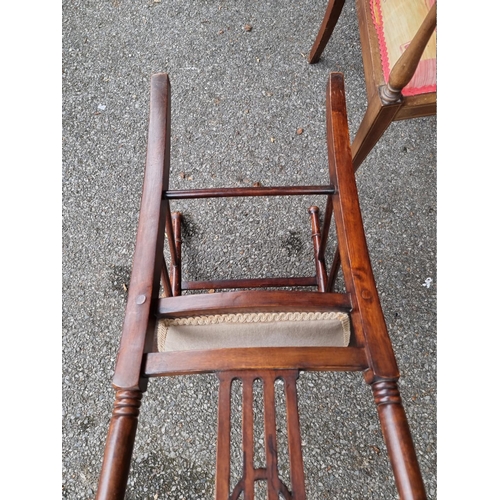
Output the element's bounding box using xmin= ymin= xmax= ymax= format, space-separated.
xmin=156 ymin=312 xmax=351 ymax=351
xmin=163 ymin=311 xmax=348 ymax=326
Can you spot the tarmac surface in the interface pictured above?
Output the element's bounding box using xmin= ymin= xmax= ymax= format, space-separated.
xmin=62 ymin=0 xmax=437 ymax=498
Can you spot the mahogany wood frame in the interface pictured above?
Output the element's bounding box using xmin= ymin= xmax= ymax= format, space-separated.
xmin=308 ymin=0 xmax=437 ymax=171
xmin=95 ymin=73 xmax=427 ymax=499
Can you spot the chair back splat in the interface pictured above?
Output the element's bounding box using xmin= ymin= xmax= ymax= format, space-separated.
xmin=95 ymin=72 xmax=428 ymax=500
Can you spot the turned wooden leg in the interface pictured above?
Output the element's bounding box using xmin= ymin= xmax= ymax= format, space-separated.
xmin=308 ymin=0 xmax=346 ymax=64
xmin=95 ymin=389 xmax=143 ymax=500
xmin=351 ymin=92 xmax=402 ymax=171
xmin=371 ymin=380 xmax=427 ymax=500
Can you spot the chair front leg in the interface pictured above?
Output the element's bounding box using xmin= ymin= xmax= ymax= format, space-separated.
xmin=371 ymin=380 xmax=427 ymax=500
xmin=95 ymin=389 xmax=143 ymax=500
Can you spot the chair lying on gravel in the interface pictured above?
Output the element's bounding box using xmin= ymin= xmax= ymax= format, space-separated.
xmin=95 ymin=72 xmax=427 ymax=499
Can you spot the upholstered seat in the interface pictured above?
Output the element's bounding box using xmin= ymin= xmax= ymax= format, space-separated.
xmin=157 ymin=311 xmax=351 ymax=351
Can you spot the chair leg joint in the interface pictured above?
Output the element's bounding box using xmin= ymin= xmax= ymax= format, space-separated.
xmin=371 ymin=379 xmax=402 ymax=406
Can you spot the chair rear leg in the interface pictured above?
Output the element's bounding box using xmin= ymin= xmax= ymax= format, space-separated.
xmin=95 ymin=389 xmax=143 ymax=500
xmin=308 ymin=0 xmax=346 ymax=64
xmin=371 ymin=380 xmax=427 ymax=500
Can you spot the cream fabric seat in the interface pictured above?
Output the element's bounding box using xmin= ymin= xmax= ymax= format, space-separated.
xmin=157 ymin=312 xmax=350 ymax=352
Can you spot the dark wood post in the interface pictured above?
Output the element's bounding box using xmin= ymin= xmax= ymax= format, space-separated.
xmin=372 ymin=380 xmax=427 ymax=500
xmin=95 ymin=390 xmax=142 ymax=500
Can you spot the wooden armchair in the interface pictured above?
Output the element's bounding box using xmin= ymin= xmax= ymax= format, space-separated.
xmin=308 ymin=0 xmax=436 ymax=171
xmin=95 ymin=72 xmax=427 ymax=499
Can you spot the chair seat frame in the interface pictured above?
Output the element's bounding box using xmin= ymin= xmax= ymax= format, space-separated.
xmin=95 ymin=73 xmax=427 ymax=499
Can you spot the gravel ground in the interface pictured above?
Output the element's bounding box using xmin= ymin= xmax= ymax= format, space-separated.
xmin=59 ymin=0 xmax=438 ymax=498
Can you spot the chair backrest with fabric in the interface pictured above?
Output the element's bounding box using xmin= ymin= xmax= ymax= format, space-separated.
xmin=308 ymin=0 xmax=437 ymax=170
xmin=371 ymin=0 xmax=436 ymax=96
